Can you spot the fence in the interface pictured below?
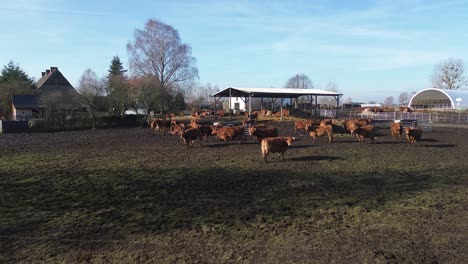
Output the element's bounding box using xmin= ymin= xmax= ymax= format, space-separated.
xmin=0 ymin=120 xmax=29 ymax=132
xmin=350 ymin=111 xmax=468 ymax=124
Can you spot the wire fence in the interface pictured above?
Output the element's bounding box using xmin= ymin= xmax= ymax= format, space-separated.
xmin=348 ymin=111 xmax=468 ymax=124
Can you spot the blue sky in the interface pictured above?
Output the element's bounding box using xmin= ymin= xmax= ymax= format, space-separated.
xmin=1 ymin=0 xmax=467 ymax=103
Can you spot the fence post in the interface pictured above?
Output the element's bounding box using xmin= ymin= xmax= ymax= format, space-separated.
xmin=0 ymin=120 xmax=2 ymax=134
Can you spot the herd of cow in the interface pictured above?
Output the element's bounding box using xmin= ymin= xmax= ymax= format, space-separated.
xmin=149 ymin=116 xmax=423 ymax=163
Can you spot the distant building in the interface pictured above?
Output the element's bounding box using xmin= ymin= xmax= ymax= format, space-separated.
xmin=408 ymin=88 xmax=468 ymax=110
xmin=222 ymin=96 xmax=246 ymax=112
xmin=11 ymin=67 xmax=83 ymax=120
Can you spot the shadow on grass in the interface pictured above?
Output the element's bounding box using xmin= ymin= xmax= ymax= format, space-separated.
xmin=2 ymin=164 xmax=461 ymax=245
xmin=423 ymin=144 xmax=456 ymax=148
xmin=290 ymin=155 xmax=343 ymax=162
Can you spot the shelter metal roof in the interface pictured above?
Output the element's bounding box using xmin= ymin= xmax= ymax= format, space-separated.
xmin=211 ymin=87 xmax=343 ymax=99
xmin=408 ymin=88 xmax=468 ymax=109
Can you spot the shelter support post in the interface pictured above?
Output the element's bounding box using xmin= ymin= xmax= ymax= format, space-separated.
xmin=229 ymin=88 xmax=232 ymax=119
xmin=280 ymin=98 xmax=284 ymax=121
xmin=213 ymin=96 xmax=217 ymax=120
xmin=249 ymin=94 xmax=252 ymax=119
xmin=306 ymin=95 xmax=313 ymax=116
xmin=314 ymin=95 xmax=318 ymax=116
xmin=334 ymin=95 xmax=342 ymax=118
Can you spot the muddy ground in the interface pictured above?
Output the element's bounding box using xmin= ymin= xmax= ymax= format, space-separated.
xmin=0 ymin=120 xmax=467 ymax=263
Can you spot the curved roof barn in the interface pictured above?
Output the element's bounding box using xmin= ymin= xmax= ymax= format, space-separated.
xmin=408 ymin=88 xmax=468 ymax=110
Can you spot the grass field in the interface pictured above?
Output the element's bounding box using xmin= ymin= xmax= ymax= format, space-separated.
xmin=1 ymin=121 xmax=467 ymax=263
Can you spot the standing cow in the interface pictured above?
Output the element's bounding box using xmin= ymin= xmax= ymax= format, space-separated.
xmin=180 ymin=128 xmax=203 ymax=147
xmin=351 ymin=125 xmax=376 ymax=144
xmin=249 ymin=126 xmax=278 ymax=143
xmin=211 ymin=126 xmax=246 ymax=144
xmin=390 ymin=121 xmax=403 ymax=142
xmin=405 ymin=127 xmax=422 ymax=145
xmin=261 ymin=137 xmax=295 ymax=163
xmin=307 ymin=124 xmax=334 ymax=143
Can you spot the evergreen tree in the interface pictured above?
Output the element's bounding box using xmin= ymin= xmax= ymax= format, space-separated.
xmin=106 ymin=56 xmax=129 ymax=117
xmin=0 ymin=61 xmax=34 ymax=85
xmin=173 ymin=91 xmax=186 ymax=111
xmin=0 ymin=61 xmax=34 ymax=119
xmin=107 ymin=56 xmax=126 ymax=78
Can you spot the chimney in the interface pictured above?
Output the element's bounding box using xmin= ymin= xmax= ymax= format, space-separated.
xmin=50 ymin=66 xmax=58 ymax=72
xmin=41 ymin=72 xmax=46 ymax=77
xmin=46 ymin=69 xmax=50 ymax=75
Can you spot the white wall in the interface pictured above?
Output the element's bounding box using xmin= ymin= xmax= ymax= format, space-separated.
xmin=13 ymin=108 xmax=33 ymax=121
xmin=229 ymin=97 xmax=246 ymax=111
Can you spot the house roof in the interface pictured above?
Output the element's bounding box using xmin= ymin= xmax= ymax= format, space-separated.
xmin=210 ymin=87 xmax=343 ymax=99
xmin=12 ymin=95 xmax=39 ymax=108
xmin=36 ymin=66 xmax=73 ymax=90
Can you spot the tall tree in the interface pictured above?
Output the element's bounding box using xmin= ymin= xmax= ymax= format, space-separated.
xmin=285 ymin=74 xmax=313 ymax=108
xmin=284 ymin=74 xmax=313 ymax=89
xmin=127 ymin=18 xmax=198 ymax=114
xmin=399 ymin=92 xmax=409 ymax=106
xmin=108 ymin=56 xmax=126 ymax=77
xmin=106 ymin=56 xmax=129 ymax=117
xmin=318 ymin=81 xmax=340 ymax=108
xmin=78 ymin=68 xmax=105 ymax=129
xmin=0 ymin=61 xmax=34 ymax=119
xmin=383 ymin=96 xmax=394 ymax=106
xmin=173 ymin=90 xmax=186 ymax=112
xmin=0 ymin=61 xmax=34 ymax=85
xmin=431 ymin=57 xmax=467 ymax=90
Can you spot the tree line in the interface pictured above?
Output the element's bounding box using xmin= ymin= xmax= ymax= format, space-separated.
xmin=1 ymin=18 xmax=467 ymax=122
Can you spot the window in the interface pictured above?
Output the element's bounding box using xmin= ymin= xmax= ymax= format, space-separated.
xmin=234 ymin=102 xmax=240 ymax=110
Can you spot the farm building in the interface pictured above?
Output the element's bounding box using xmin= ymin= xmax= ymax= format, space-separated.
xmin=211 ymin=87 xmax=343 ymax=117
xmin=222 ymin=97 xmax=246 ymax=112
xmin=408 ymin=88 xmax=468 ymax=110
xmin=11 ymin=67 xmax=83 ymax=120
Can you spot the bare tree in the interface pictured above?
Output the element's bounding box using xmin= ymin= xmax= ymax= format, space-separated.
xmin=318 ymin=81 xmax=340 ymax=108
xmin=285 ymin=73 xmax=313 ymax=89
xmin=383 ymin=96 xmax=394 ymax=107
xmin=431 ymin=57 xmax=467 ymax=90
xmin=134 ymin=75 xmax=158 ymax=123
xmin=285 ymin=74 xmax=313 ymax=108
xmin=78 ymin=68 xmax=105 ymax=129
xmin=398 ymin=92 xmax=409 ymax=106
xmin=127 ymin=18 xmax=198 ymax=111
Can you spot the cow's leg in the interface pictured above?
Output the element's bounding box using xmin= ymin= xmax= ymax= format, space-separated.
xmin=262 ymin=151 xmax=268 ymax=163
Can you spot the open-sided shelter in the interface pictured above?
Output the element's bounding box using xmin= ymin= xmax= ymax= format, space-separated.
xmin=210 ymin=87 xmax=343 ymax=119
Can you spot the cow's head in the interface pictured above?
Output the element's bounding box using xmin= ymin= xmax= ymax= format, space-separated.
xmin=285 ymin=137 xmax=295 ymax=146
xmin=248 ymin=126 xmax=256 ymax=135
xmin=404 ymin=126 xmax=412 ymax=134
xmin=348 ymin=121 xmax=358 ymax=133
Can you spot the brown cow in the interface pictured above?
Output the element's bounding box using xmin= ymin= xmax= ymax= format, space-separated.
xmin=170 ymin=123 xmax=185 ymax=135
xmin=307 ymin=124 xmax=334 ymax=143
xmin=150 ymin=118 xmax=171 ymax=135
xmin=352 ymin=125 xmax=376 ymax=144
xmin=261 ymin=136 xmax=295 ymax=163
xmin=274 ymin=109 xmax=290 ymax=117
xmin=345 ymin=119 xmax=357 ymax=135
xmin=211 ymin=126 xmax=246 ymax=144
xmin=405 ymin=127 xmax=422 ymax=145
xmin=294 ymin=120 xmax=312 ymax=134
xmin=249 ymin=126 xmax=278 ymax=143
xmin=197 ymin=125 xmax=215 ymax=142
xmin=180 ymin=128 xmax=203 ymax=147
xmin=390 ymin=121 xmax=403 ymax=141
